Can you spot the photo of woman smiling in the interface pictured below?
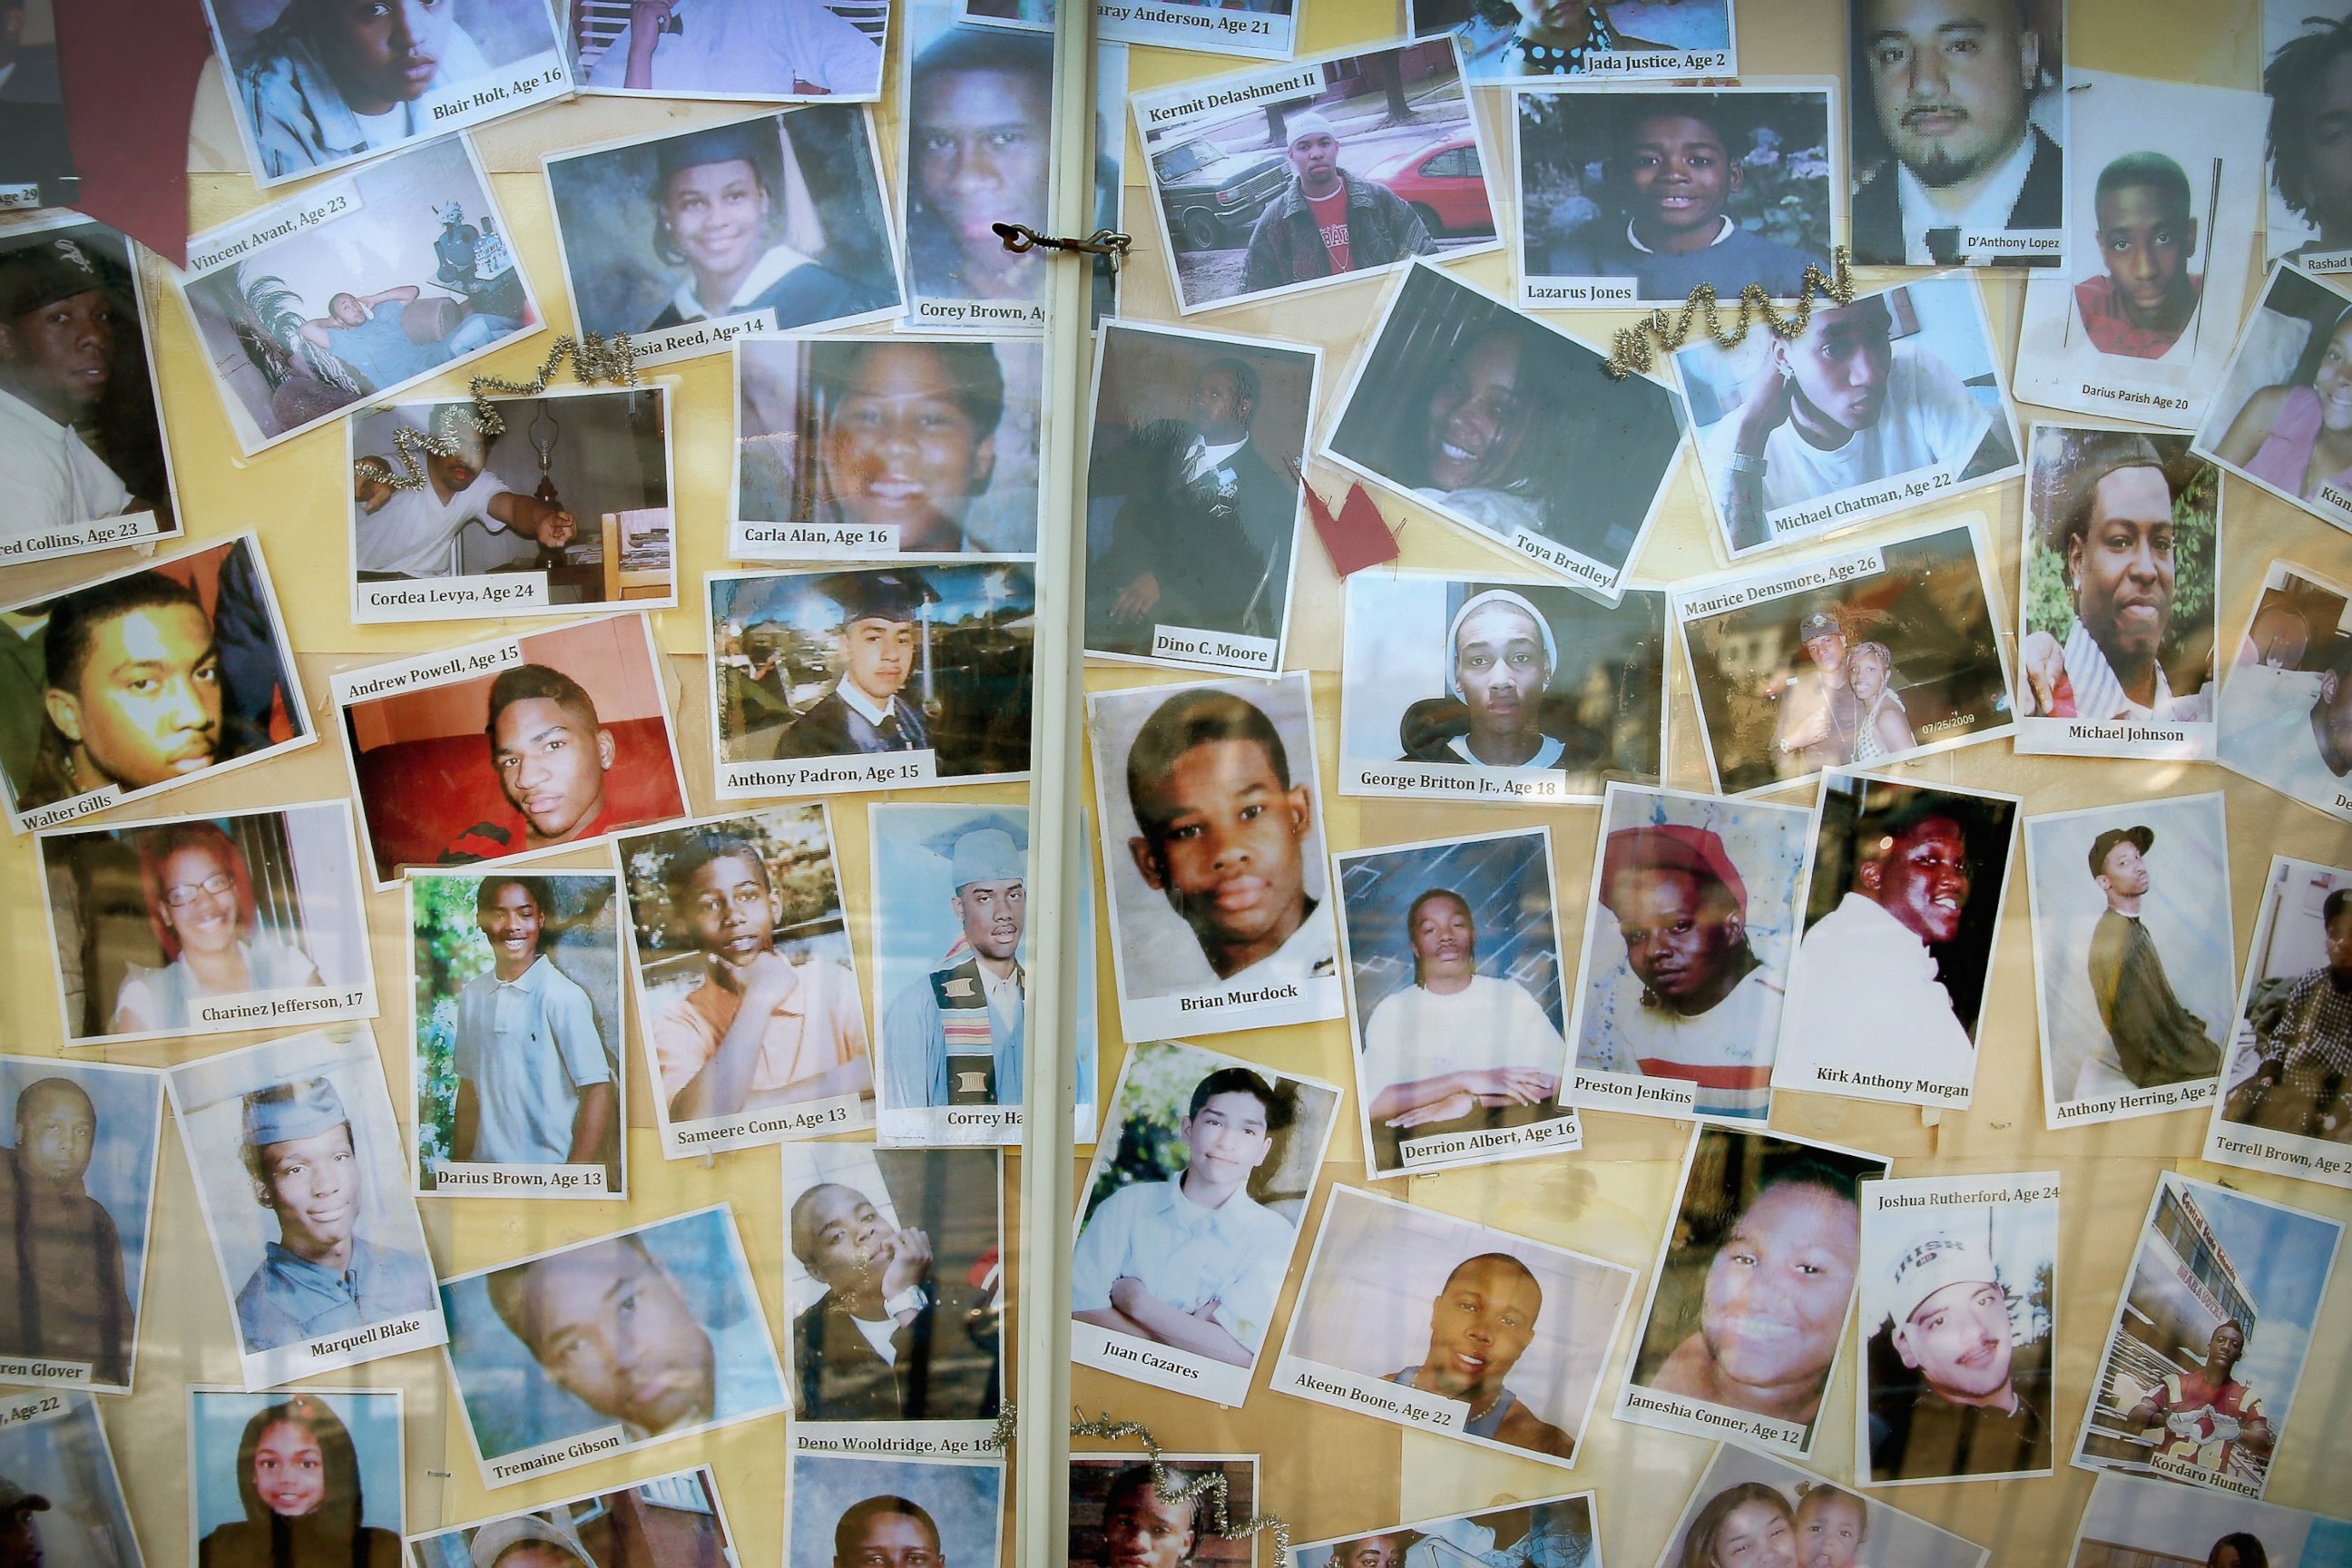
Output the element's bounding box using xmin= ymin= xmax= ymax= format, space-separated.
xmin=1326 ymin=263 xmax=1684 ymax=591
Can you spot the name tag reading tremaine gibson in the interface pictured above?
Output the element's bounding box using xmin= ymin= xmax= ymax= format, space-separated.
xmin=481 ymin=1424 xmax=628 ymax=1485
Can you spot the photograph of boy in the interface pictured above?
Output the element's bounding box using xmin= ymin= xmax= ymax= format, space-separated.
xmin=0 ymin=220 xmax=177 ymax=555
xmin=2024 ymin=797 xmax=2231 ymax=1122
xmin=1277 ymin=1187 xmax=1630 ymax=1466
xmin=1091 ymin=676 xmax=1344 ymax=1033
xmin=1083 ymin=326 xmax=1312 ymax=670
xmin=1518 ymin=88 xmax=1831 ymax=303
xmin=0 ymin=1060 xmax=157 ymax=1391
xmin=1674 ymin=279 xmax=2019 ymax=554
xmin=1 ymin=535 xmax=305 ymax=826
xmin=783 ymin=1146 xmax=1002 ymax=1424
xmin=2210 ymin=857 xmax=2352 ymax=1167
xmin=1134 ymin=42 xmax=1490 ymax=313
xmin=1573 ymin=789 xmax=1809 ymax=1123
xmin=2075 ymin=1174 xmax=2339 ymax=1497
xmin=231 ymin=1074 xmax=436 ymax=1357
xmin=544 ymin=111 xmax=897 ymax=355
xmin=1622 ymin=1129 xmax=1885 ymax=1450
xmin=2017 ymin=427 xmax=2219 ymax=742
xmin=788 ymin=1455 xmax=1002 ymax=1568
xmin=2216 ymin=563 xmax=2352 ymax=819
xmin=411 ymin=871 xmax=622 ymax=1191
xmin=573 ymin=0 xmax=882 ymax=97
xmin=1339 ymin=576 xmax=1666 ymax=790
xmin=736 ymin=336 xmax=1042 ymax=556
xmin=1326 ymin=262 xmax=1683 ymax=590
xmin=1073 ymin=1058 xmax=1325 ymax=1378
xmin=711 ymin=565 xmax=1034 ymax=782
xmin=1337 ymin=828 xmax=1573 ymax=1176
xmin=0 ymin=1396 xmax=143 ymax=1568
xmin=902 ymin=5 xmax=1048 ymax=310
xmin=1777 ymin=774 xmax=2018 ymax=1107
xmin=177 ymin=139 xmax=534 ymax=451
xmin=1847 ymin=0 xmax=2065 ymax=268
xmin=2069 ymin=1471 xmax=2352 ymax=1568
xmin=2073 ymin=152 xmax=2209 ymax=359
xmin=38 ymin=803 xmax=370 ymax=1044
xmin=188 ymin=1387 xmax=401 ymax=1568
xmin=444 ymin=1210 xmax=786 ymax=1470
xmin=410 ymin=1469 xmax=734 ymax=1568
xmin=2195 ymin=267 xmax=2352 ymax=526
xmin=338 ymin=615 xmax=687 ymax=884
xmin=1294 ymin=1494 xmax=1595 ymax=1568
xmin=349 ymin=388 xmax=671 ymax=604
xmin=1657 ymin=1446 xmax=1990 ymax=1568
xmin=619 ymin=809 xmax=873 ymax=1137
xmin=2267 ymin=9 xmax=2352 ymax=264
xmin=876 ymin=810 xmax=1027 ymax=1123
xmin=1861 ymin=1182 xmax=2059 ymax=1484
xmin=208 ymin=0 xmax=567 ymax=180
xmin=1430 ymin=0 xmax=1733 ymax=79
xmin=1068 ymin=1457 xmax=1257 ymax=1568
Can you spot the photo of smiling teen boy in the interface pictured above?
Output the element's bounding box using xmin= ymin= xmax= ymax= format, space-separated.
xmin=1540 ymin=99 xmax=1829 ymax=300
xmin=235 ymin=1076 xmax=436 ymax=1356
xmin=1072 ymin=1067 xmax=1293 ymax=1370
xmin=652 ymin=833 xmax=871 ymax=1126
xmin=1124 ymin=688 xmax=1334 ymax=988
xmin=452 ymin=877 xmax=614 ymax=1171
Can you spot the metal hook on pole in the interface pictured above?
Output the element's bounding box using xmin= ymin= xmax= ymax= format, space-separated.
xmin=990 ymin=221 xmax=1132 ymax=265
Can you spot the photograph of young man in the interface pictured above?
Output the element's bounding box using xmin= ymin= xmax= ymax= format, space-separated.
xmin=581 ymin=0 xmax=879 ymax=97
xmin=2123 ymin=1319 xmax=2274 ymax=1479
xmin=882 ymin=819 xmax=1025 ymax=1111
xmin=297 ymin=283 xmax=514 ymax=393
xmin=1388 ymin=1252 xmax=1574 ymax=1459
xmin=2267 ymin=14 xmax=2352 ymax=260
xmin=450 ymin=876 xmax=614 ymax=1171
xmin=234 ymin=1075 xmax=435 ymax=1353
xmin=906 ymin=26 xmax=1051 ymax=304
xmin=1241 ymin=110 xmax=1436 ymax=293
xmin=1868 ymin=1229 xmax=2052 ymax=1479
xmin=1085 ymin=1466 xmax=1197 ymax=1568
xmin=485 ymin=1230 xmax=769 ymax=1442
xmin=788 ymin=1180 xmax=995 ymax=1422
xmin=22 ymin=571 xmax=225 ymax=811
xmin=2073 ymin=153 xmax=2203 ymax=358
xmin=440 ymin=665 xmax=618 ymax=865
xmin=1645 ymin=1160 xmax=1863 ymax=1430
xmin=1851 ymin=0 xmax=2062 ymax=266
xmin=1401 ymin=590 xmax=1573 ymax=769
xmin=0 ymin=1077 xmax=133 ymax=1384
xmin=830 ymin=1496 xmax=947 ymax=1568
xmin=0 ymin=236 xmax=155 ymax=537
xmin=1072 ymin=1067 xmax=1292 ymax=1369
xmin=1704 ymin=292 xmax=1996 ymax=552
xmin=355 ymin=407 xmax=573 ymax=581
xmin=650 ymin=833 xmax=870 ymax=1123
xmin=2079 ymin=826 xmax=2221 ymax=1093
xmin=816 ymin=344 xmax=1004 ymax=554
xmin=777 ymin=572 xmax=936 ymax=760
xmin=2019 ymin=433 xmax=2208 ymax=723
xmin=2222 ymin=887 xmax=2352 ymax=1141
xmin=233 ymin=0 xmax=503 ymax=178
xmin=1588 ymin=824 xmax=1780 ymax=1121
xmin=1123 ymin=688 xmax=1332 ymax=987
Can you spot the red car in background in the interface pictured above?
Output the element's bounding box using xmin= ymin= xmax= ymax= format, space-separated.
xmin=1367 ymin=135 xmax=1494 ymax=238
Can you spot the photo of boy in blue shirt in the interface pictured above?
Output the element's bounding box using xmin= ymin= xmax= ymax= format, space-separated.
xmin=1072 ymin=1066 xmax=1297 ymax=1368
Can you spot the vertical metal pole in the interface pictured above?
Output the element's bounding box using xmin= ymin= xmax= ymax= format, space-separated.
xmin=1016 ymin=0 xmax=1098 ymax=1560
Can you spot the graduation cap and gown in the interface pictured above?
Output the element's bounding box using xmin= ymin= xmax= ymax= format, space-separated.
xmin=775 ymin=571 xmax=936 ymax=760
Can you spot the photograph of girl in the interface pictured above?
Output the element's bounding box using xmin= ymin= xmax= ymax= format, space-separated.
xmin=190 ymin=1388 xmax=403 ymax=1568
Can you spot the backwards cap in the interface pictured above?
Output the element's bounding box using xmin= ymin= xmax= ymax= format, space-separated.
xmin=1598 ymin=824 xmax=1747 ymax=916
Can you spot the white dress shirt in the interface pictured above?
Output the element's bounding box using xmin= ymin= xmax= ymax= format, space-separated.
xmin=1897 ymin=127 xmax=2040 ymax=265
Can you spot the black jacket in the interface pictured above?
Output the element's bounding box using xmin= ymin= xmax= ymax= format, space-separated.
xmin=1851 ymin=124 xmax=2063 ymax=267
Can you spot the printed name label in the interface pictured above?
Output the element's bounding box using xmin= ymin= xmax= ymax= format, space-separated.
xmin=792 ymin=1420 xmax=1004 ymax=1459
xmin=913 ymin=297 xmax=1046 ymax=328
xmin=193 ymin=986 xmax=369 ymax=1027
xmin=431 ymin=1161 xmax=608 ymax=1195
xmin=1398 ymin=1112 xmax=1581 ymax=1166
xmin=669 ymin=1091 xmax=869 ymax=1152
xmin=1680 ymin=546 xmax=1887 ymax=618
xmin=1524 ymin=277 xmax=1640 ymax=304
xmin=1348 ymin=760 xmax=1573 ymax=801
xmin=186 ymin=177 xmax=367 ymax=274
xmin=0 ymin=1394 xmax=66 ymax=1429
xmin=1273 ymin=1357 xmax=1466 ymax=1432
xmin=879 ymin=1104 xmax=1021 ymax=1146
xmin=734 ymin=522 xmax=901 ymax=556
xmin=1509 ymin=527 xmax=1615 ymax=591
xmin=1573 ymin=1070 xmax=1697 ymax=1115
xmin=0 ymin=509 xmax=164 ymax=563
xmin=337 ymin=639 xmax=522 ymax=703
xmin=359 ymin=573 xmax=548 ymax=619
xmin=485 ymin=1424 xmax=628 ymax=1484
xmin=0 ymin=1357 xmax=90 ymax=1388
xmin=1152 ymin=624 xmax=1277 ymax=671
xmin=630 ymin=309 xmax=779 ymax=366
xmin=1621 ymin=1384 xmax=1808 ymax=1450
xmin=720 ymin=751 xmax=939 ymax=796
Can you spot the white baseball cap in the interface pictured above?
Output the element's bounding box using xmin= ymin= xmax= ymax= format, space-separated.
xmin=1876 ymin=1229 xmax=2000 ymax=1333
